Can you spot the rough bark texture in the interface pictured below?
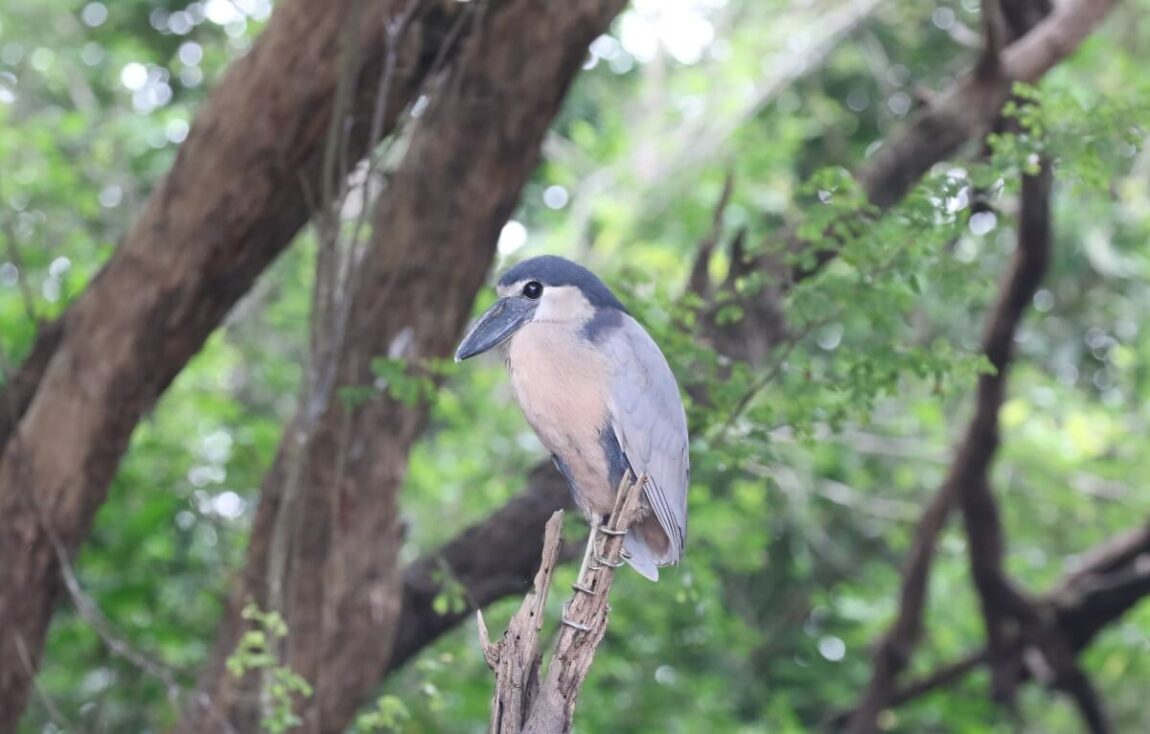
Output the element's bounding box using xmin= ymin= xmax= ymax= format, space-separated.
xmin=178 ymin=1 xmax=627 ymax=731
xmin=0 ymin=0 xmax=456 ymax=726
xmin=521 ymin=475 xmax=644 ymax=733
xmin=480 ymin=474 xmax=644 ymax=734
xmin=477 ymin=511 xmax=566 ymax=733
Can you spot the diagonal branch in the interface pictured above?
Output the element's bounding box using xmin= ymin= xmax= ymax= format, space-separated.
xmin=696 ymin=0 xmax=1117 ymax=365
xmin=481 ymin=473 xmax=646 ymax=734
xmin=478 ymin=510 xmax=566 ymax=733
xmin=846 ymin=58 xmax=1055 ymax=734
xmin=831 ymin=512 xmax=1150 ymax=725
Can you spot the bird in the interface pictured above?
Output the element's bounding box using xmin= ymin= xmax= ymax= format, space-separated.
xmin=455 ymin=255 xmax=689 ymax=583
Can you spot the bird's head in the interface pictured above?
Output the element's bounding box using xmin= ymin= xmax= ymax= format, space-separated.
xmin=454 ymin=255 xmax=627 ymax=362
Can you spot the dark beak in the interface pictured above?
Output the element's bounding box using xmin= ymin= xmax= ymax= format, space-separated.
xmin=454 ymin=297 xmax=535 ymax=362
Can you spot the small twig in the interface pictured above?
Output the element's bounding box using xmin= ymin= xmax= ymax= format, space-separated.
xmin=40 ymin=518 xmax=240 ymax=734
xmin=0 ymin=173 xmax=40 ymax=327
xmin=14 ymin=635 xmax=74 ymax=731
xmin=828 ymin=649 xmax=989 ymax=727
xmin=46 ymin=526 xmax=183 ymax=695
xmin=427 ymin=0 xmax=475 ymax=80
xmin=687 ymin=171 xmax=735 ymax=301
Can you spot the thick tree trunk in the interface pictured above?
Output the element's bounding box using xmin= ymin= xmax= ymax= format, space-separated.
xmin=0 ymin=0 xmax=463 ymax=728
xmin=178 ymin=1 xmax=626 ymax=732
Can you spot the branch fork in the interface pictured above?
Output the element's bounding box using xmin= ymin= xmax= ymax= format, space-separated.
xmin=479 ymin=472 xmax=646 ymax=734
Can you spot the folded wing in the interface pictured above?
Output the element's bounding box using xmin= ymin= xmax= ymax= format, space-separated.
xmin=602 ymin=315 xmax=690 ymax=573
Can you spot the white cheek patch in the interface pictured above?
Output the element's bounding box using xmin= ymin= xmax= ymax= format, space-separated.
xmin=533 ymin=285 xmax=594 ymax=323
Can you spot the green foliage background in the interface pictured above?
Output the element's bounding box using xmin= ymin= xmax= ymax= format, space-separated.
xmin=2 ymin=0 xmax=1149 ymax=731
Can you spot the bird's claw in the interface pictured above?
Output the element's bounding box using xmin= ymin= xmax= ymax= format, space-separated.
xmin=571 ymin=582 xmax=596 ymax=595
xmin=598 ymin=526 xmax=627 ymax=536
xmin=561 ymin=616 xmax=592 ymax=632
xmin=561 ymin=600 xmax=592 ymax=632
xmin=593 ymin=554 xmax=625 ymax=568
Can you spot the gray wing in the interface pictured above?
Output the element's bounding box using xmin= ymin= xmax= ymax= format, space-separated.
xmin=603 ymin=314 xmax=690 ymax=563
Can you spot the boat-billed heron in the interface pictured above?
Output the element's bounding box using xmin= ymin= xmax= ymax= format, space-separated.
xmin=455 ymin=255 xmax=689 ymax=582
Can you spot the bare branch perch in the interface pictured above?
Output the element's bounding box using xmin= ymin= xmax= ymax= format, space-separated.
xmin=479 ymin=511 xmax=565 ymax=734
xmin=523 ymin=473 xmax=645 ymax=734
xmin=482 ymin=472 xmax=646 ymax=734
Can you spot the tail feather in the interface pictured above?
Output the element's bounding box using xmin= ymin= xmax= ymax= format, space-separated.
xmin=622 ymin=531 xmax=660 ymax=581
xmin=621 ymin=514 xmax=675 ymax=582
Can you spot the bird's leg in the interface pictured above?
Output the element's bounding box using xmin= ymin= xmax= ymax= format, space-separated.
xmin=600 ymin=474 xmax=642 ymax=538
xmin=571 ymin=514 xmax=602 ymax=595
xmin=595 ymin=474 xmax=643 ymax=569
xmin=593 ymin=512 xmax=627 ymax=568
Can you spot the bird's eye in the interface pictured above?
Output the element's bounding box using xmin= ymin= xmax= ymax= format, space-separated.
xmin=522 ymin=281 xmax=543 ymax=299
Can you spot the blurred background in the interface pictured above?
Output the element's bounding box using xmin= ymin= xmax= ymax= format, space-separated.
xmin=1 ymin=0 xmax=1149 ymax=731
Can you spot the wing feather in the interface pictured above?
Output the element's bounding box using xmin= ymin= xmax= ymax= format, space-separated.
xmin=604 ymin=316 xmax=690 ymax=564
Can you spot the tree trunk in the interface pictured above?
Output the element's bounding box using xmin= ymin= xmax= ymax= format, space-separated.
xmin=178 ymin=1 xmax=626 ymax=731
xmin=0 ymin=0 xmax=466 ymax=728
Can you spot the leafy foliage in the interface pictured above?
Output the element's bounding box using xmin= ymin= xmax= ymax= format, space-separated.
xmin=227 ymin=605 xmax=313 ymax=734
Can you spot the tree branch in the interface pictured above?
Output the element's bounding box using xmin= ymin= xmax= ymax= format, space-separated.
xmin=522 ymin=473 xmax=645 ymax=733
xmin=481 ymin=473 xmax=646 ymax=733
xmin=846 ymin=51 xmax=1056 ymax=734
xmin=478 ymin=510 xmax=565 ymax=733
xmin=949 ymin=6 xmax=1114 ymax=726
xmin=832 ymin=510 xmax=1150 ymax=726
xmin=694 ymin=0 xmax=1117 ymax=364
xmin=390 ymin=462 xmax=573 ymax=673
xmin=953 ymin=0 xmax=1055 ymax=709
xmin=958 ymin=156 xmax=1052 ymax=704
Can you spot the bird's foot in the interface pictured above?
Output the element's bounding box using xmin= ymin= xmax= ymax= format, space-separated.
xmin=561 ymin=616 xmax=592 ymax=632
xmin=561 ymin=601 xmax=592 ymax=632
xmin=598 ymin=526 xmax=628 ymax=536
xmin=571 ymin=582 xmax=596 ymax=596
xmin=593 ymin=554 xmax=625 ymax=568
